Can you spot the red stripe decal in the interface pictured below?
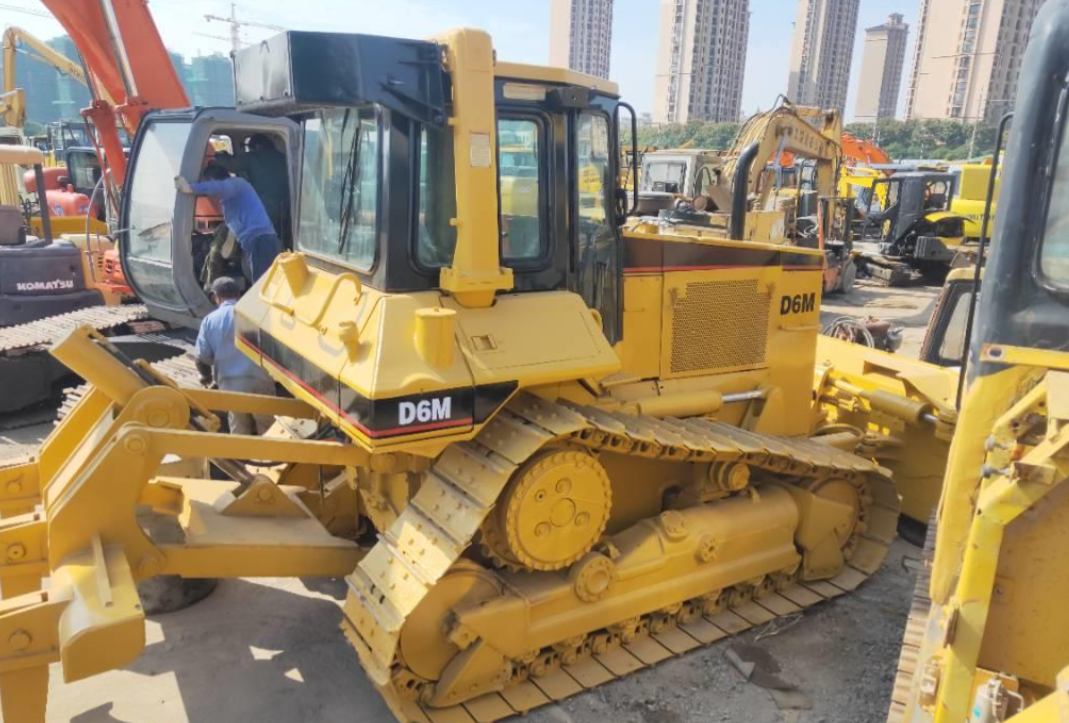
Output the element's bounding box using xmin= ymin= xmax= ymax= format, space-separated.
xmin=625 ymin=263 xmax=824 ymax=273
xmin=240 ymin=336 xmax=470 ymax=439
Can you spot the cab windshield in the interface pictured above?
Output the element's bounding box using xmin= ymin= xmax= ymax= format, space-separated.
xmin=297 ymin=107 xmax=379 ymax=270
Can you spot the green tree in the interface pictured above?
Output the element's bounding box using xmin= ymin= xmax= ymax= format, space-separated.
xmin=844 ymin=118 xmax=1000 ymax=160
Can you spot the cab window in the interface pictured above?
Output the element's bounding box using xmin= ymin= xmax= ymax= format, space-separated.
xmin=1040 ymin=115 xmax=1069 ymax=286
xmin=125 ymin=121 xmax=191 ymax=305
xmin=937 ymin=287 xmax=974 ymax=366
xmin=415 ymin=117 xmax=544 ymax=268
xmin=297 ymin=107 xmax=379 ymax=270
xmin=499 ymin=118 xmax=544 ymax=263
xmin=415 ymin=125 xmax=458 ymax=268
xmin=575 ymin=111 xmax=619 ymax=342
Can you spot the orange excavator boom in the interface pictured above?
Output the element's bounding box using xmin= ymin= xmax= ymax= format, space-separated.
xmin=840 ymin=132 xmax=891 ymax=166
xmin=37 ymin=0 xmax=189 ymax=184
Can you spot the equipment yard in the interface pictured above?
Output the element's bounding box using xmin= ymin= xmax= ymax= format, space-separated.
xmin=6 ymin=0 xmax=1069 ymax=722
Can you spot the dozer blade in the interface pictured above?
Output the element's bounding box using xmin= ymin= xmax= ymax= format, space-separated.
xmin=0 ymin=325 xmax=373 ymax=722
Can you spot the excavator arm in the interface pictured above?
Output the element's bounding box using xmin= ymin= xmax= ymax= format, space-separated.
xmin=0 ymin=89 xmax=25 ymax=130
xmin=3 ymin=27 xmax=89 ymax=93
xmin=722 ymin=101 xmax=842 ymax=210
xmin=35 ymin=0 xmax=189 ymax=184
xmin=1 ymin=26 xmax=104 ymax=130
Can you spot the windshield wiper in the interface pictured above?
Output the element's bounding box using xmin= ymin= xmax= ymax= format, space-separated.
xmin=337 ymin=110 xmax=366 ymax=257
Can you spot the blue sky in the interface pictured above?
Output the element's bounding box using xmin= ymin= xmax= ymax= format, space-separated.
xmin=8 ymin=0 xmax=916 ymax=121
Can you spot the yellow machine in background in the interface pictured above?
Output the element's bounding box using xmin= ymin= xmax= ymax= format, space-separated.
xmin=0 ymin=28 xmax=908 ymax=723
xmin=1 ymin=27 xmax=104 ymax=160
xmin=891 ymin=2 xmax=1069 ymax=720
xmin=0 ymin=145 xmax=121 ymax=328
xmin=950 ymin=162 xmax=1000 ymax=242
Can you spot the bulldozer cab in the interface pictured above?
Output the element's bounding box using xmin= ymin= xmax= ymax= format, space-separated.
xmin=220 ymin=31 xmax=628 ymax=343
xmin=119 ymin=107 xmax=300 ymax=326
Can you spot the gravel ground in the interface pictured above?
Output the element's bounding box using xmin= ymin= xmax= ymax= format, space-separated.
xmin=0 ymin=281 xmax=941 ymax=723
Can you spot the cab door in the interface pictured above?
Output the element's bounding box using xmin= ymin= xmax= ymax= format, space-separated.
xmin=121 ymin=108 xmax=299 ymax=327
xmin=573 ymin=110 xmax=621 ymax=343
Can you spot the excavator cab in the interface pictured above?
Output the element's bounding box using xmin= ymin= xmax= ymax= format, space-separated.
xmin=863 ymin=173 xmax=967 ymax=269
xmin=119 ymin=108 xmax=299 ymax=326
xmin=636 ymin=149 xmax=727 ymax=216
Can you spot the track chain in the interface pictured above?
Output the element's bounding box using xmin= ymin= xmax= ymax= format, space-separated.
xmin=887 ymin=518 xmax=936 ymax=723
xmin=0 ymin=303 xmax=150 ymax=353
xmin=342 ymin=393 xmax=899 ymax=722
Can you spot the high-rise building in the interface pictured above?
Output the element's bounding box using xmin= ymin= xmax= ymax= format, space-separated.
xmin=169 ymin=51 xmax=189 ymax=94
xmin=854 ymin=14 xmax=909 ymax=121
xmin=786 ymin=0 xmax=861 ymax=112
xmin=549 ymin=0 xmax=614 ymax=80
xmin=907 ymin=0 xmax=1043 ymax=122
xmin=187 ymin=54 xmax=235 ymax=107
xmin=652 ymin=0 xmax=751 ymax=124
xmin=46 ymin=36 xmax=92 ymax=122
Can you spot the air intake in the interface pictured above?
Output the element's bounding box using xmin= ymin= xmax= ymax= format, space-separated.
xmin=669 ymin=279 xmax=770 ymax=374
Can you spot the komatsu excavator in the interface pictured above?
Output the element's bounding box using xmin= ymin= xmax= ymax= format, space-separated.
xmin=0 ymin=26 xmax=903 ymax=723
xmin=889 ymin=1 xmax=1069 ymax=720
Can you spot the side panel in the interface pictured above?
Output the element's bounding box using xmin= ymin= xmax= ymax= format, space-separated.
xmin=619 ymin=232 xmax=823 ymax=437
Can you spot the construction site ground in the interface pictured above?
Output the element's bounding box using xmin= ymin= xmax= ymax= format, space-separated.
xmin=0 ymin=281 xmax=941 ymax=723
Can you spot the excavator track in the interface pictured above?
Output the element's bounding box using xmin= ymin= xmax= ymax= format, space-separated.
xmin=342 ymin=394 xmax=899 ymax=723
xmin=858 ymin=254 xmax=921 ymax=287
xmin=0 ymin=304 xmax=168 ymax=416
xmin=0 ymin=303 xmax=153 ymax=353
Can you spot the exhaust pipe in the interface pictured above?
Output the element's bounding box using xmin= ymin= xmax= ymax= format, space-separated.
xmin=730 ymin=142 xmax=760 ymax=241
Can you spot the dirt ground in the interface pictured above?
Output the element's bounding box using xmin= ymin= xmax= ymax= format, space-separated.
xmin=0 ymin=281 xmax=942 ymax=723
xmin=820 ymin=281 xmax=942 ymax=359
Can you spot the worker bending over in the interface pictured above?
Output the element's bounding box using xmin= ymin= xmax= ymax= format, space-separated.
xmin=175 ymin=164 xmax=282 ymax=282
xmin=214 ymin=134 xmax=290 ymax=247
xmin=195 ymin=277 xmax=276 ymax=435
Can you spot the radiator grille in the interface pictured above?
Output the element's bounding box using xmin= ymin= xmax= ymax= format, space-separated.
xmin=670 ymin=279 xmax=770 ymax=374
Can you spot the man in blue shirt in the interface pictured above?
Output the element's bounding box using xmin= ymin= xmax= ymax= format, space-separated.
xmin=195 ymin=277 xmax=276 ymax=435
xmin=175 ymin=164 xmax=282 ymax=282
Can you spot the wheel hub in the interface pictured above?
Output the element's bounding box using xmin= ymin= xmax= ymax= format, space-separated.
xmin=483 ymin=449 xmax=611 ymax=571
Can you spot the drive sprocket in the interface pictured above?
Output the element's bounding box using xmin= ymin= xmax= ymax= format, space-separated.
xmin=481 ymin=449 xmax=611 ymax=571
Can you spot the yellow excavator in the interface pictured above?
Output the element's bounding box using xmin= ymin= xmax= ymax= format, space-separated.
xmin=0 ymin=27 xmax=905 ymax=722
xmin=1 ymin=26 xmax=102 ymax=144
xmin=635 ymin=101 xmax=856 ymax=292
xmin=889 ymin=0 xmax=1069 ymax=720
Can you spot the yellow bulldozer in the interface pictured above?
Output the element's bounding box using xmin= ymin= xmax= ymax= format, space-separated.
xmin=0 ymin=4 xmax=1058 ymax=722
xmin=0 ymin=26 xmax=909 ymax=722
xmin=888 ymin=0 xmax=1069 ymax=719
